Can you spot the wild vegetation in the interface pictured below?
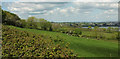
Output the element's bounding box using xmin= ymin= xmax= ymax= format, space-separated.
xmin=2 ymin=10 xmax=20 ymax=26
xmin=2 ymin=25 xmax=76 ymax=58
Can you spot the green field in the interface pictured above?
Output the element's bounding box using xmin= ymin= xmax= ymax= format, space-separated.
xmin=9 ymin=25 xmax=118 ymax=57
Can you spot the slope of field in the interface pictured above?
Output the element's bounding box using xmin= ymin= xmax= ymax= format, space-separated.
xmin=9 ymin=25 xmax=118 ymax=57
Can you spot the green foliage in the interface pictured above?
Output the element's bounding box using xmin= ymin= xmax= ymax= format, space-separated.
xmin=2 ymin=25 xmax=76 ymax=58
xmin=26 ymin=17 xmax=38 ymax=29
xmin=73 ymin=28 xmax=82 ymax=37
xmin=53 ymin=28 xmax=82 ymax=37
xmin=38 ymin=18 xmax=52 ymax=31
xmin=52 ymin=23 xmax=61 ymax=32
xmin=93 ymin=26 xmax=99 ymax=39
xmin=116 ymin=31 xmax=120 ymax=40
xmin=15 ymin=20 xmax=27 ymax=28
xmin=94 ymin=26 xmax=99 ymax=30
xmin=88 ymin=26 xmax=92 ymax=29
xmin=107 ymin=27 xmax=112 ymax=33
xmin=2 ymin=9 xmax=52 ymax=31
xmin=2 ymin=10 xmax=20 ymax=25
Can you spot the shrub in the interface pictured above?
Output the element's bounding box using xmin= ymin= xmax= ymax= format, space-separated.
xmin=2 ymin=25 xmax=76 ymax=58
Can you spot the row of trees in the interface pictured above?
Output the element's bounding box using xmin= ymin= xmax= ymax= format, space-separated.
xmin=88 ymin=26 xmax=119 ymax=33
xmin=16 ymin=17 xmax=53 ymax=31
xmin=2 ymin=8 xmax=52 ymax=31
xmin=87 ymin=26 xmax=119 ymax=40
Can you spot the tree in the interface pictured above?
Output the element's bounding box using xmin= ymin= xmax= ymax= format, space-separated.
xmin=94 ymin=26 xmax=99 ymax=39
xmin=102 ymin=28 xmax=106 ymax=32
xmin=49 ymin=26 xmax=53 ymax=31
xmin=116 ymin=31 xmax=120 ymax=40
xmin=26 ymin=17 xmax=38 ymax=29
xmin=27 ymin=17 xmax=37 ymax=22
xmin=88 ymin=26 xmax=92 ymax=29
xmin=16 ymin=19 xmax=27 ymax=28
xmin=52 ymin=23 xmax=61 ymax=32
xmin=74 ymin=28 xmax=82 ymax=37
xmin=79 ymin=23 xmax=82 ymax=28
xmin=107 ymin=27 xmax=112 ymax=33
xmin=38 ymin=18 xmax=52 ymax=31
xmin=94 ymin=26 xmax=99 ymax=30
xmin=2 ymin=10 xmax=20 ymax=25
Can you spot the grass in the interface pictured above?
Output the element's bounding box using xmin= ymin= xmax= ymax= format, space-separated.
xmin=82 ymin=30 xmax=117 ymax=40
xmin=9 ymin=25 xmax=118 ymax=57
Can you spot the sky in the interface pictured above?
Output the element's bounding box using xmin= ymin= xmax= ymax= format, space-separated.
xmin=1 ymin=0 xmax=119 ymax=22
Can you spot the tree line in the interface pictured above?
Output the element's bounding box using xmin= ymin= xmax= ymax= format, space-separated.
xmin=2 ymin=9 xmax=52 ymax=31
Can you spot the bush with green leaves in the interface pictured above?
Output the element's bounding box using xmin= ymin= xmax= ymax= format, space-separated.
xmin=2 ymin=25 xmax=76 ymax=58
xmin=73 ymin=28 xmax=82 ymax=37
xmin=2 ymin=10 xmax=20 ymax=25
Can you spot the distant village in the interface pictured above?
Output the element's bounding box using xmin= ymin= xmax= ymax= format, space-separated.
xmin=52 ymin=22 xmax=119 ymax=27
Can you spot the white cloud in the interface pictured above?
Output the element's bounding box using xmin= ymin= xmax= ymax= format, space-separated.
xmin=60 ymin=9 xmax=67 ymax=13
xmin=84 ymin=11 xmax=90 ymax=14
xmin=29 ymin=12 xmax=42 ymax=14
xmin=95 ymin=3 xmax=118 ymax=9
xmin=2 ymin=2 xmax=118 ymax=22
xmin=73 ymin=2 xmax=118 ymax=10
xmin=104 ymin=9 xmax=118 ymax=15
xmin=59 ymin=7 xmax=80 ymax=13
xmin=5 ymin=2 xmax=66 ymax=12
xmin=8 ymin=6 xmax=33 ymax=12
xmin=49 ymin=10 xmax=54 ymax=14
xmin=56 ymin=8 xmax=60 ymax=10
